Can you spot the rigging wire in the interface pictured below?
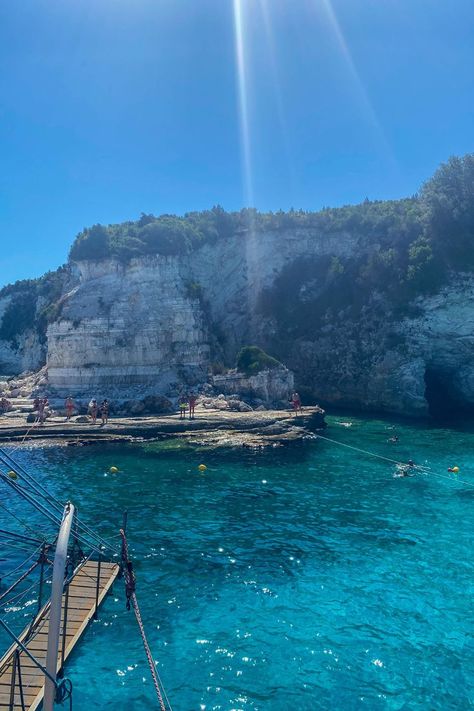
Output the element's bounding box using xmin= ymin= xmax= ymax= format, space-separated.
xmin=1 ymin=577 xmax=42 ymax=610
xmin=0 ymin=529 xmax=44 ymax=547
xmin=0 ymin=561 xmax=40 ymax=604
xmin=0 ymin=544 xmax=44 ymax=581
xmin=0 ymin=498 xmax=52 ymax=542
xmin=0 ymin=469 xmax=109 ymax=558
xmin=0 ymin=448 xmax=119 ymax=554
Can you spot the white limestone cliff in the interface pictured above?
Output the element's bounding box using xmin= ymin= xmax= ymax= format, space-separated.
xmin=2 ymin=226 xmax=474 ymax=418
xmin=47 ymin=258 xmax=209 ymax=397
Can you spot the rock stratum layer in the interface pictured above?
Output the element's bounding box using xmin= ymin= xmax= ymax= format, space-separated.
xmin=47 ymin=259 xmax=209 ymax=395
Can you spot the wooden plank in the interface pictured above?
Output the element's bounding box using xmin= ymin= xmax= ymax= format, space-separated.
xmin=0 ymin=560 xmax=120 ymax=710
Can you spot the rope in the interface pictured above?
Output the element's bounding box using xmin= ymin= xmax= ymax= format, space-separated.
xmin=1 ymin=577 xmax=40 ymax=610
xmin=19 ymin=415 xmax=42 ymax=446
xmin=0 ymin=448 xmax=119 ymax=555
xmin=315 ymin=432 xmax=474 ymax=488
xmin=0 ymin=545 xmax=43 ymax=581
xmin=0 ymin=561 xmax=39 ymax=604
xmin=0 ymin=499 xmax=51 ymax=542
xmin=0 ymin=468 xmax=109 ymax=558
xmin=120 ymin=529 xmax=172 ymax=711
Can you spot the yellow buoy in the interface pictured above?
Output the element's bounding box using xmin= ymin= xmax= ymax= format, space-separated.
xmin=109 ymin=466 xmax=119 ymax=474
xmin=198 ymin=464 xmax=207 ymax=472
xmin=7 ymin=470 xmax=17 ymax=480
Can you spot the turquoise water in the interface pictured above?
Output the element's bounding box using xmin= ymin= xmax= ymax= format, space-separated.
xmin=1 ymin=414 xmax=474 ymax=710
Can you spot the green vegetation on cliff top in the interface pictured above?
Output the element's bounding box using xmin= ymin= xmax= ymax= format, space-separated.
xmin=65 ymin=155 xmax=474 ymax=295
xmin=1 ymin=154 xmax=474 ymax=345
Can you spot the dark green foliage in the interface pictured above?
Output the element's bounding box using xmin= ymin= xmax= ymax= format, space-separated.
xmin=236 ymin=346 xmax=281 ymax=375
xmin=69 ymin=224 xmax=109 ymax=261
xmin=210 ymin=361 xmax=226 ymax=375
xmin=68 ymin=205 xmax=238 ymax=262
xmin=0 ymin=291 xmax=36 ymax=344
xmin=0 ymin=267 xmax=68 ymax=345
xmin=420 ymin=154 xmax=474 ymax=268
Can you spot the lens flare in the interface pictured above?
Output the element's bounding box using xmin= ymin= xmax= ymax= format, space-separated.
xmin=258 ymin=0 xmax=297 ymax=199
xmin=318 ymin=0 xmax=395 ymax=164
xmin=232 ymin=0 xmax=254 ymax=208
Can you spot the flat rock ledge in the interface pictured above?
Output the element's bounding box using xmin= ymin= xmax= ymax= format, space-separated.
xmin=0 ymin=406 xmax=326 ymax=450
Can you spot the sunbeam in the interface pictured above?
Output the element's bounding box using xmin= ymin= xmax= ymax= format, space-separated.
xmin=232 ymin=0 xmax=254 ymax=208
xmin=258 ymin=0 xmax=298 ymax=199
xmin=317 ymin=0 xmax=396 ymax=165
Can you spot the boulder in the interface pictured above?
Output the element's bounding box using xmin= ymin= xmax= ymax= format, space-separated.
xmin=141 ymin=395 xmax=173 ymax=414
xmin=128 ymin=400 xmax=146 ymax=415
xmin=227 ymin=399 xmax=253 ymax=412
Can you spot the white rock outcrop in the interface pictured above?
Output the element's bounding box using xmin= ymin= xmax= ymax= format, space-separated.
xmin=47 ymin=258 xmax=209 ymax=396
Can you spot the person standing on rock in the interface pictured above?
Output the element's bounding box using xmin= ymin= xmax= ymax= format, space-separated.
xmin=89 ymin=398 xmax=98 ymax=424
xmin=65 ymin=396 xmax=75 ymax=421
xmin=100 ymin=399 xmax=109 ymax=425
xmin=179 ymin=395 xmax=187 ymax=420
xmin=188 ymin=392 xmax=197 ymax=420
xmin=291 ymin=391 xmax=302 ymax=416
xmin=38 ymin=398 xmax=46 ymax=425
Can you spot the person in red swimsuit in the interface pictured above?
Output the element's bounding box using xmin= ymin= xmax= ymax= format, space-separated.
xmin=65 ymin=396 xmax=75 ymax=421
xmin=291 ymin=391 xmax=302 ymax=416
xmin=188 ymin=392 xmax=197 ymax=420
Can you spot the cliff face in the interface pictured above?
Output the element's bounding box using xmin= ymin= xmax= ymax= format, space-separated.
xmin=47 ymin=259 xmax=209 ymax=396
xmin=3 ymin=226 xmax=474 ymax=417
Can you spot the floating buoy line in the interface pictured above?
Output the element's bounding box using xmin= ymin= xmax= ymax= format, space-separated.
xmin=315 ymin=432 xmax=474 ymax=488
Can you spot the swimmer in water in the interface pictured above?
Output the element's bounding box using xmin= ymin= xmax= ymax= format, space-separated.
xmin=394 ymin=460 xmax=416 ymax=478
xmin=388 ymin=435 xmax=399 ymax=443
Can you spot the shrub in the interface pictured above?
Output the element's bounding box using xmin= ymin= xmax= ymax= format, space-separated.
xmin=236 ymin=346 xmax=281 ymax=375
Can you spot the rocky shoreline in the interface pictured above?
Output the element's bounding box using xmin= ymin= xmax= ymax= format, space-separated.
xmin=0 ymin=405 xmax=326 ymax=449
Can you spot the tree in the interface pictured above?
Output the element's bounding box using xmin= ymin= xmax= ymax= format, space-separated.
xmin=69 ymin=224 xmax=109 ymax=261
xmin=236 ymin=346 xmax=281 ymax=375
xmin=420 ymin=154 xmax=474 ymax=267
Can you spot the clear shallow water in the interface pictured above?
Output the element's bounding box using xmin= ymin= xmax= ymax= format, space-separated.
xmin=1 ymin=414 xmax=474 ymax=710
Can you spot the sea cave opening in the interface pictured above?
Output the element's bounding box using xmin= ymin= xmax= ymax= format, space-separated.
xmin=424 ymin=367 xmax=471 ymax=421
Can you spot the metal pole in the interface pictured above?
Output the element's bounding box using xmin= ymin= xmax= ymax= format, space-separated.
xmin=37 ymin=542 xmax=47 ymax=613
xmin=43 ymin=502 xmax=75 ymax=711
xmin=0 ymin=619 xmax=58 ymax=685
xmin=9 ymin=649 xmax=17 ymax=711
xmin=60 ymin=582 xmax=70 ymax=673
xmin=16 ymin=650 xmax=26 ymax=711
xmin=94 ymin=554 xmax=102 ymax=619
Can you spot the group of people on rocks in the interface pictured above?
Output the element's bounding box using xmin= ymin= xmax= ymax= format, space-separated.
xmin=18 ymin=389 xmax=304 ymax=426
xmin=62 ymin=396 xmax=110 ymax=424
xmin=178 ymin=392 xmax=198 ymax=420
xmin=33 ymin=397 xmax=50 ymax=424
xmin=87 ymin=398 xmax=109 ymax=425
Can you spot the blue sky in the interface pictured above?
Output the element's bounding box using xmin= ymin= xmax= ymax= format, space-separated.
xmin=1 ymin=0 xmax=473 ymax=285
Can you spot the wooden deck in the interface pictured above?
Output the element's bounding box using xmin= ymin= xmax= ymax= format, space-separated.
xmin=0 ymin=560 xmax=120 ymax=710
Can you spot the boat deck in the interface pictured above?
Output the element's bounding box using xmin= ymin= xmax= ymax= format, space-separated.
xmin=0 ymin=560 xmax=120 ymax=710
